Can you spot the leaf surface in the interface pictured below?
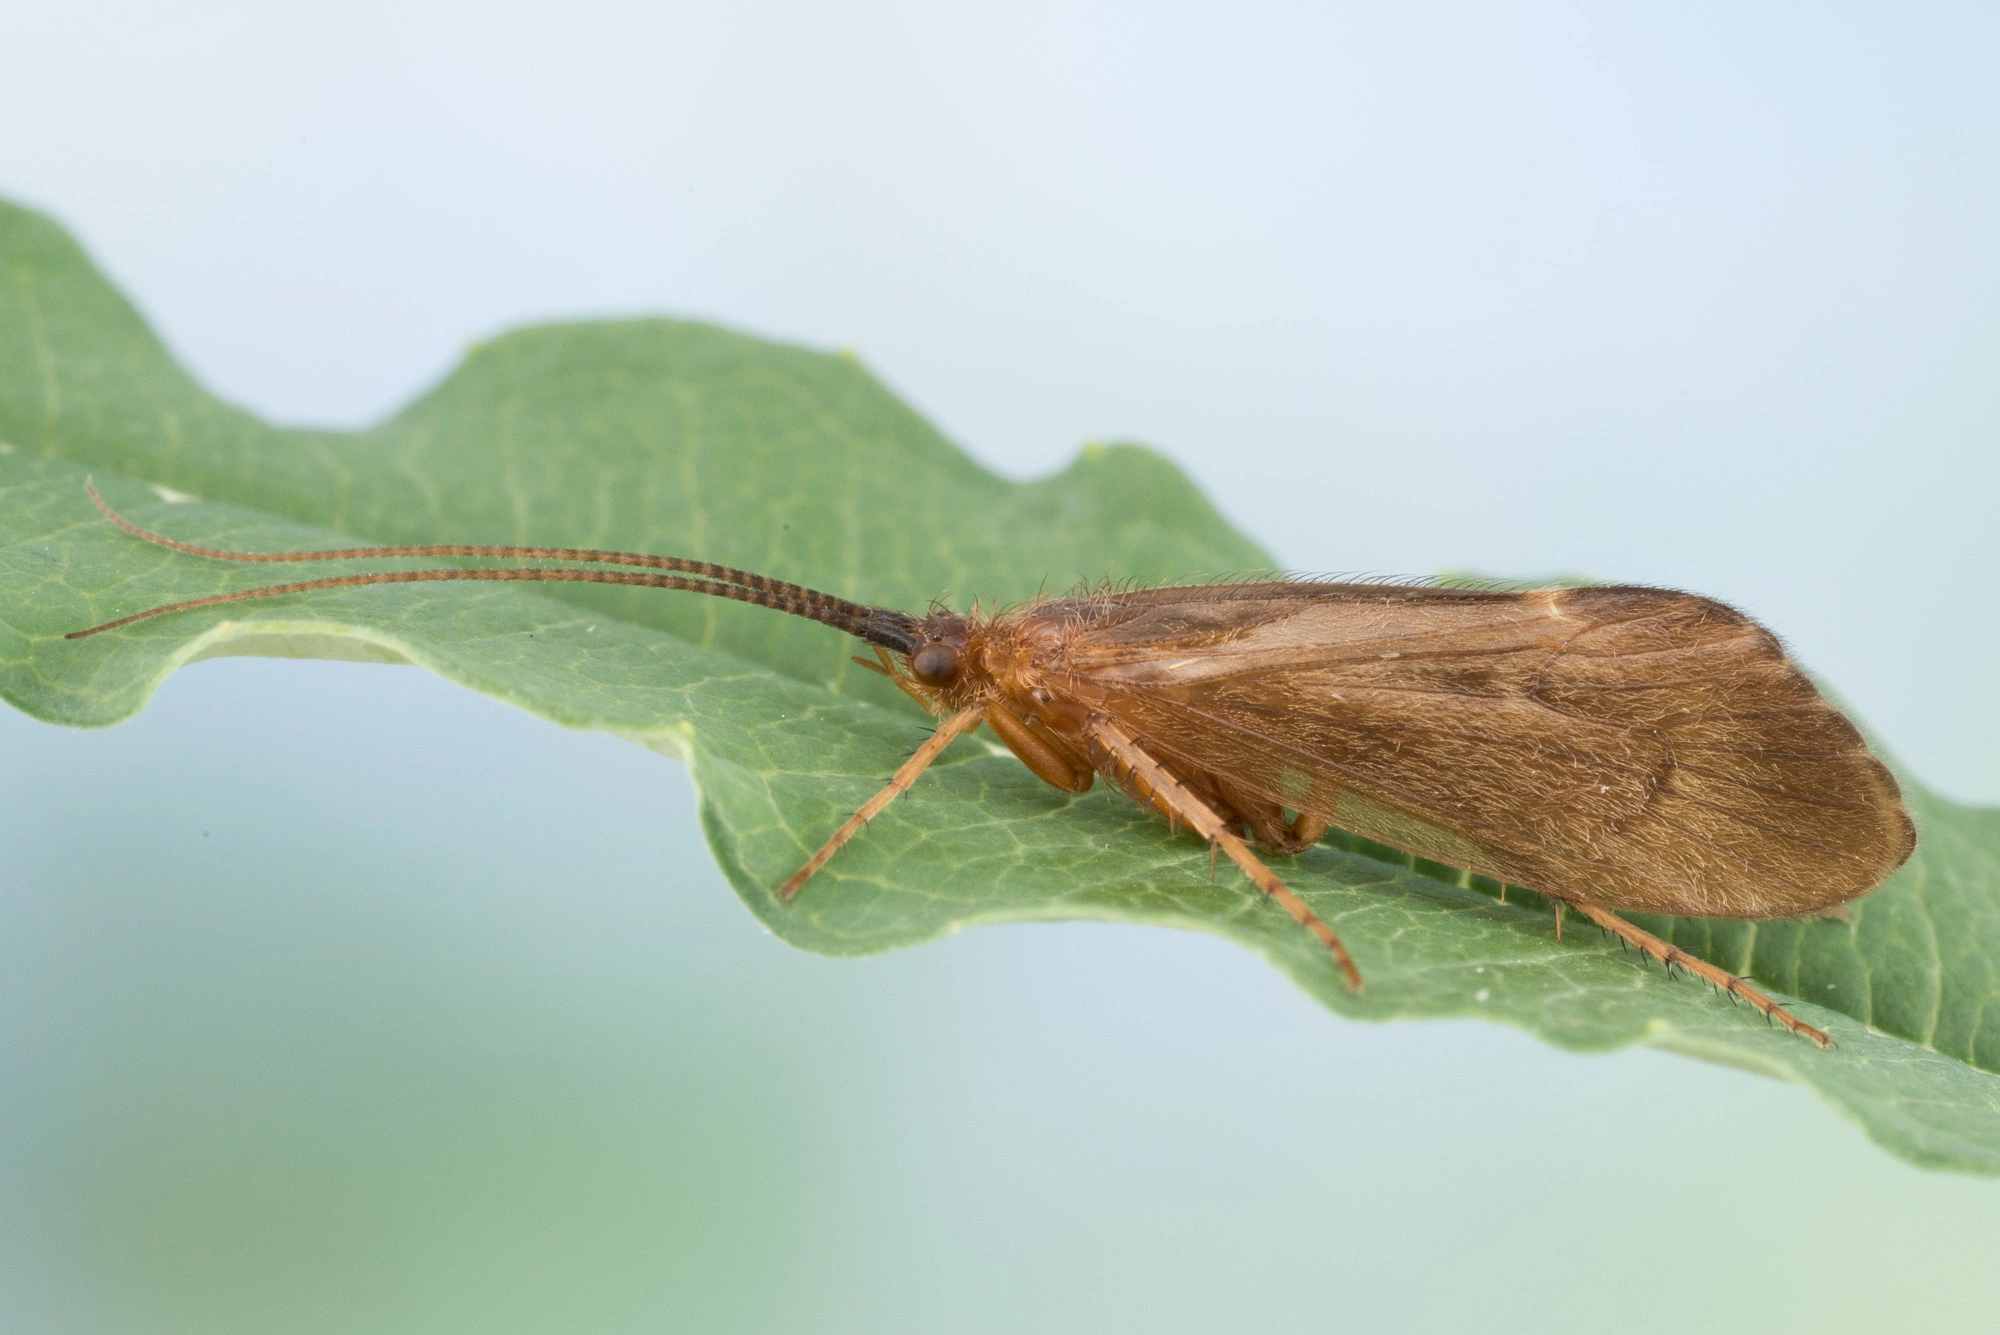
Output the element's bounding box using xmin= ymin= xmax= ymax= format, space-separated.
xmin=5 ymin=200 xmax=1998 ymax=1172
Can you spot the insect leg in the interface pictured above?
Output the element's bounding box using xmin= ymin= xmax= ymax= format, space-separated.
xmin=1566 ymin=899 xmax=1833 ymax=1050
xmin=1210 ymin=777 xmax=1327 ymax=855
xmin=777 ymin=705 xmax=986 ymax=901
xmin=1087 ymin=720 xmax=1362 ymax=992
xmin=984 ymin=702 xmax=1095 ymax=793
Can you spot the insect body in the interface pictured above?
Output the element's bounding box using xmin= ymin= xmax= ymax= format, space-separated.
xmin=70 ymin=484 xmax=1916 ymax=1047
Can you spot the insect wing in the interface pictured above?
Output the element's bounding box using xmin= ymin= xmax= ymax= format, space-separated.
xmin=1053 ymin=583 xmax=1914 ymax=918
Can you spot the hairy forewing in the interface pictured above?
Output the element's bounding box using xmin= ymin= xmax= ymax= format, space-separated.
xmin=1034 ymin=583 xmax=1914 ymax=918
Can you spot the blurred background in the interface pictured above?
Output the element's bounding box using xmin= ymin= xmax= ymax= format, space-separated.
xmin=3 ymin=2 xmax=1997 ymax=1330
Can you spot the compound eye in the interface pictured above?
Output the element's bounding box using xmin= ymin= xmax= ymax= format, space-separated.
xmin=909 ymin=642 xmax=963 ymax=687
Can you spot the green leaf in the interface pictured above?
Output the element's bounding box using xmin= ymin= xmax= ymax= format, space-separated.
xmin=5 ymin=198 xmax=1999 ymax=1173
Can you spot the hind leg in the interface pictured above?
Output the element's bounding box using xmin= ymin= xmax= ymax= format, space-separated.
xmin=1211 ymin=777 xmax=1328 ymax=855
xmin=1568 ymin=898 xmax=1832 ymax=1049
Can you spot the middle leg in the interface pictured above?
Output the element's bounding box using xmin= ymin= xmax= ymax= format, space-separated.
xmin=1087 ymin=719 xmax=1362 ymax=991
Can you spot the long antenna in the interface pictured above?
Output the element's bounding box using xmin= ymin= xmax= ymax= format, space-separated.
xmin=66 ymin=482 xmax=922 ymax=652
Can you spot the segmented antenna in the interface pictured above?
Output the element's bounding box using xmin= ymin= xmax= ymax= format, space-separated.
xmin=66 ymin=481 xmax=921 ymax=652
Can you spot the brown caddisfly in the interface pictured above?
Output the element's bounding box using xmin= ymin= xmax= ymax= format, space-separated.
xmin=68 ymin=481 xmax=1916 ymax=1048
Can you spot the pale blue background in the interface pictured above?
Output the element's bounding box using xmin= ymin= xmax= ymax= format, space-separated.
xmin=3 ymin=3 xmax=1998 ymax=1330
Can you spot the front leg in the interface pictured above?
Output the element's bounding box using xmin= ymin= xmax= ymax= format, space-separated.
xmin=985 ymin=701 xmax=1096 ymax=793
xmin=778 ymin=705 xmax=986 ymax=900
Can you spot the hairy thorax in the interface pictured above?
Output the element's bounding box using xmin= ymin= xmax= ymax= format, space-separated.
xmin=966 ymin=606 xmax=1095 ymax=731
